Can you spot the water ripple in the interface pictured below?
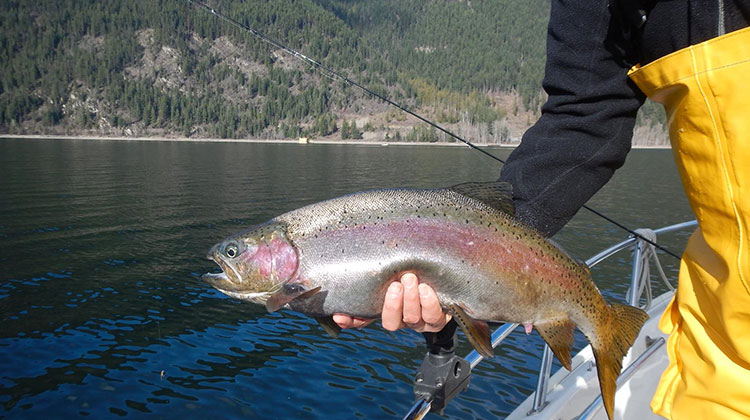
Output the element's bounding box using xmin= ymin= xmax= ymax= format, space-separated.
xmin=0 ymin=139 xmax=690 ymax=419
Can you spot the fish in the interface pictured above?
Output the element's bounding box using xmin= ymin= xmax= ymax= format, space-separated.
xmin=202 ymin=181 xmax=647 ymax=420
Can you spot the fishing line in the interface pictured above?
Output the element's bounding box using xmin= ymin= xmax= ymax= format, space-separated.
xmin=186 ymin=0 xmax=683 ymax=261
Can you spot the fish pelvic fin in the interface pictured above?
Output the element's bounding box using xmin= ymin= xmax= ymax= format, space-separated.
xmin=534 ymin=318 xmax=576 ymax=371
xmin=448 ymin=181 xmax=514 ymax=216
xmin=265 ymin=284 xmax=321 ymax=312
xmin=315 ymin=316 xmax=342 ymax=338
xmin=448 ymin=304 xmax=493 ymax=358
xmin=592 ymin=303 xmax=648 ymax=420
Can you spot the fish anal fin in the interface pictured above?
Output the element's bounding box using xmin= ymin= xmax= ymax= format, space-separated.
xmin=265 ymin=285 xmax=321 ymax=312
xmin=534 ymin=318 xmax=576 ymax=371
xmin=448 ymin=181 xmax=514 ymax=216
xmin=448 ymin=304 xmax=493 ymax=358
xmin=591 ymin=303 xmax=649 ymax=420
xmin=315 ymin=316 xmax=341 ymax=338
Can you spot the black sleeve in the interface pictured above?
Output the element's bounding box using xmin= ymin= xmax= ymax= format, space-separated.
xmin=499 ymin=0 xmax=646 ymax=237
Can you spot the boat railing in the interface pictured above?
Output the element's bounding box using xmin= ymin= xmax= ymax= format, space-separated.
xmin=402 ymin=220 xmax=697 ymax=420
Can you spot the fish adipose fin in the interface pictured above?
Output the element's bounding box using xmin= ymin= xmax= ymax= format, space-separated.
xmin=448 ymin=304 xmax=493 ymax=358
xmin=534 ymin=318 xmax=576 ymax=371
xmin=592 ymin=303 xmax=649 ymax=420
xmin=315 ymin=316 xmax=342 ymax=338
xmin=265 ymin=285 xmax=322 ymax=312
xmin=448 ymin=181 xmax=515 ymax=216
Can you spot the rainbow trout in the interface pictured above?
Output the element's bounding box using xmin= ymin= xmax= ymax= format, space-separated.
xmin=203 ymin=181 xmax=647 ymax=419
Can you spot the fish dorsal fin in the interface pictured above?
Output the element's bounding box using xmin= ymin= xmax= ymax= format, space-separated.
xmin=448 ymin=181 xmax=514 ymax=216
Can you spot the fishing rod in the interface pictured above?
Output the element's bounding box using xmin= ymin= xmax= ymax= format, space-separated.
xmin=187 ymin=0 xmax=683 ymax=261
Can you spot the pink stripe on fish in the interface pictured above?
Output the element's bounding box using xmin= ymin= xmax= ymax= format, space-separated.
xmin=313 ymin=217 xmax=582 ymax=290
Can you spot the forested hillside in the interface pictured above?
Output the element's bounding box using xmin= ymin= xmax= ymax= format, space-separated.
xmin=0 ymin=0 xmax=666 ymax=144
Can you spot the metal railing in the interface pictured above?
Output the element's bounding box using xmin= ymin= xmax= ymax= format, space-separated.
xmin=402 ymin=220 xmax=697 ymax=420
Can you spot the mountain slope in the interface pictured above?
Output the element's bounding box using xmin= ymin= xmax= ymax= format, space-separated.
xmin=0 ymin=0 xmax=666 ymax=144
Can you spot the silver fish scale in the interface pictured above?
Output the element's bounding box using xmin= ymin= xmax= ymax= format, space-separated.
xmin=275 ymin=188 xmax=541 ymax=319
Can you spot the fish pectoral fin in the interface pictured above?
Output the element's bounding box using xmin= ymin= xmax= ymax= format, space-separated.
xmin=315 ymin=316 xmax=342 ymax=338
xmin=448 ymin=181 xmax=514 ymax=216
xmin=534 ymin=318 xmax=576 ymax=371
xmin=448 ymin=304 xmax=493 ymax=358
xmin=265 ymin=285 xmax=322 ymax=312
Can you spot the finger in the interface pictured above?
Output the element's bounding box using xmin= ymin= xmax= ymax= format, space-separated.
xmin=381 ymin=282 xmax=405 ymax=331
xmin=333 ymin=314 xmax=355 ymax=329
xmin=418 ymin=284 xmax=452 ymax=332
xmin=400 ymin=273 xmax=424 ymax=329
xmin=333 ymin=314 xmax=375 ymax=329
xmin=349 ymin=317 xmax=375 ymax=329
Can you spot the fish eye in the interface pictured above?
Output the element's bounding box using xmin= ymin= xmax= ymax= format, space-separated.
xmin=224 ymin=242 xmax=240 ymax=259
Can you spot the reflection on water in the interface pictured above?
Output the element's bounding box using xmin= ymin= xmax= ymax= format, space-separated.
xmin=0 ymin=139 xmax=692 ymax=418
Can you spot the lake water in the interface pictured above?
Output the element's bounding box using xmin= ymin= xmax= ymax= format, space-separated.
xmin=0 ymin=138 xmax=693 ymax=419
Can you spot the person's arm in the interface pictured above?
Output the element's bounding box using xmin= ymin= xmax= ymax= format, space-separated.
xmin=500 ymin=0 xmax=645 ymax=237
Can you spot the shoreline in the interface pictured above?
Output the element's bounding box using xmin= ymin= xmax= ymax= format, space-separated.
xmin=0 ymin=134 xmax=672 ymax=149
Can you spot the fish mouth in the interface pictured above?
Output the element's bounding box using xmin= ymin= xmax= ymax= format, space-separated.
xmin=202 ymin=272 xmax=273 ymax=304
xmin=202 ymin=270 xmax=230 ymax=285
xmin=202 ymin=265 xmax=241 ymax=290
xmin=204 ymin=247 xmax=243 ymax=284
xmin=202 ymin=253 xmax=277 ymax=305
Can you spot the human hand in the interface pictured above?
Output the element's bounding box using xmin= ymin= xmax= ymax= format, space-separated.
xmin=332 ymin=273 xmax=452 ymax=333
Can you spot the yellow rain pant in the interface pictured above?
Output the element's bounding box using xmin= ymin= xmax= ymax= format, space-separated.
xmin=629 ymin=28 xmax=750 ymax=419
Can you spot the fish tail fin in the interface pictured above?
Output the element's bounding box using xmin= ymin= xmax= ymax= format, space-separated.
xmin=592 ymin=303 xmax=648 ymax=420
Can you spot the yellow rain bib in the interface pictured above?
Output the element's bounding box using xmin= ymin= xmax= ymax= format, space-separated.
xmin=628 ymin=28 xmax=750 ymax=419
